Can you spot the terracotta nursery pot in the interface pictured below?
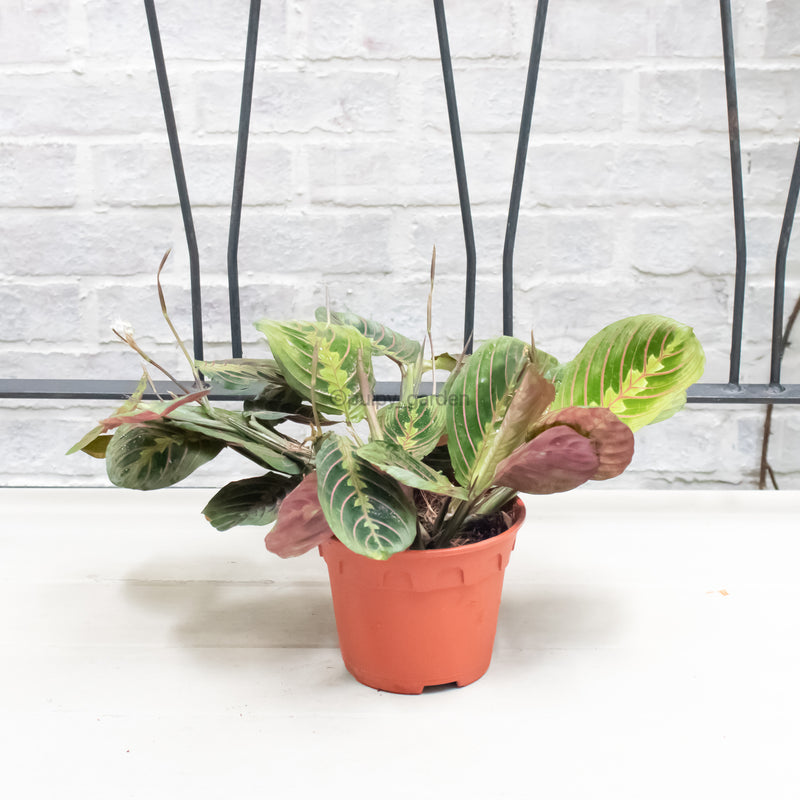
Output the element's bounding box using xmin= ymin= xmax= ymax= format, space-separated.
xmin=319 ymin=499 xmax=525 ymax=694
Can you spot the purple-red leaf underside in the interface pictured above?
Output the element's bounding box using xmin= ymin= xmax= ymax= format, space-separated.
xmin=264 ymin=473 xmax=333 ymax=558
xmin=98 ymin=389 xmax=211 ymax=432
xmin=494 ymin=426 xmax=600 ymax=495
xmin=537 ymin=406 xmax=634 ymax=480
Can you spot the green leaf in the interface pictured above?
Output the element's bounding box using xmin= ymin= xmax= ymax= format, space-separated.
xmin=163 ymin=405 xmax=305 ymax=475
xmin=377 ymin=394 xmax=446 ymax=458
xmin=255 ymin=319 xmax=373 ymax=421
xmin=430 ymin=352 xmax=459 ymax=373
xmin=357 ymin=440 xmax=467 ymax=499
xmin=315 ymin=434 xmax=417 ymax=560
xmin=532 ymin=347 xmax=560 ymax=382
xmin=552 ymin=315 xmax=706 ymax=431
xmin=106 ymin=422 xmax=224 ymax=490
xmin=493 ymin=360 xmax=556 ymax=448
xmin=202 ymin=473 xmax=299 ymax=531
xmin=80 ymin=435 xmax=112 ymax=459
xmin=421 ymin=444 xmax=457 ymax=482
xmin=314 ymin=307 xmax=422 ymax=365
xmin=195 ymin=358 xmax=286 ymax=392
xmin=66 ymin=373 xmax=149 ymax=456
xmin=445 ymin=336 xmax=533 ymax=492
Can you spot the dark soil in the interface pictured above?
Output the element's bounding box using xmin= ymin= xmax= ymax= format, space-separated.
xmin=413 ymin=490 xmax=517 ymax=548
xmin=446 ymin=505 xmax=515 ymax=547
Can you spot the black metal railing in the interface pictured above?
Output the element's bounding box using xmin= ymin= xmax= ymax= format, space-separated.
xmin=1 ymin=0 xmax=798 ymax=405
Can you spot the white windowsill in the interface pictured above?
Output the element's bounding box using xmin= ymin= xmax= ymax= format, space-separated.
xmin=2 ymin=488 xmax=799 ymax=798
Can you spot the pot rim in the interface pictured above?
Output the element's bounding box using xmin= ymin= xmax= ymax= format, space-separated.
xmin=319 ymin=496 xmax=526 ymax=562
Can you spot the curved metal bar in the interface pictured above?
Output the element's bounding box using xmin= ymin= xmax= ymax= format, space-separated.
xmin=769 ymin=138 xmax=800 ymax=386
xmin=143 ymin=0 xmax=204 ymax=362
xmin=227 ymin=0 xmax=261 ymax=359
xmin=502 ymin=0 xmax=548 ymax=337
xmin=719 ymin=0 xmax=747 ymax=386
xmin=433 ymin=0 xmax=476 ymax=352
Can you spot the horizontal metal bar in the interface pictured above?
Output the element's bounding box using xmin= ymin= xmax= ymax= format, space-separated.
xmin=4 ymin=379 xmax=800 ymax=405
xmin=685 ymin=383 xmax=800 ymax=404
xmin=0 ymin=379 xmax=409 ymax=403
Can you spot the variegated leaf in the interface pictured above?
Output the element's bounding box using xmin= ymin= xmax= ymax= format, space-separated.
xmin=377 ymin=394 xmax=446 ymax=458
xmin=202 ymin=473 xmax=299 ymax=532
xmin=163 ymin=404 xmax=305 ymax=475
xmin=314 ymin=307 xmax=422 ymax=365
xmin=255 ymin=319 xmax=373 ymax=421
xmin=106 ymin=421 xmax=224 ymax=490
xmin=316 ymin=434 xmax=417 ymax=560
xmin=195 ymin=358 xmax=286 ymax=392
xmin=66 ymin=373 xmax=149 ymax=456
xmin=445 ymin=336 xmax=532 ymax=492
xmin=357 ymin=440 xmax=467 ymax=499
xmin=552 ymin=315 xmax=705 ymax=431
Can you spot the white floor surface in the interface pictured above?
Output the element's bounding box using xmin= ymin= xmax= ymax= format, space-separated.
xmin=2 ymin=488 xmax=799 ymax=799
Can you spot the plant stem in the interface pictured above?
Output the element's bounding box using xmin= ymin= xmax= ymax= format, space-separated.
xmin=429 ymin=497 xmax=475 ymax=549
xmin=473 ymin=486 xmax=518 ymax=517
xmin=357 ymin=348 xmax=382 ymax=441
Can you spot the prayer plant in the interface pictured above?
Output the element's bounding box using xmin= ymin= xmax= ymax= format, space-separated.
xmin=69 ymin=259 xmax=705 ymax=560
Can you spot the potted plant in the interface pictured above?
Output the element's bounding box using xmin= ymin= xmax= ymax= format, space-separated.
xmin=69 ymin=258 xmax=705 ymax=693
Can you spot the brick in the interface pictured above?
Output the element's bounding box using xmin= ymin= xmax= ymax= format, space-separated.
xmin=0 ymin=210 xmax=177 ymax=277
xmin=418 ymin=66 xmax=625 ymax=135
xmin=0 ymin=283 xmax=82 ymax=343
xmin=630 ymin=212 xmax=734 ymax=276
xmin=197 ymin=67 xmax=401 ymax=134
xmin=520 ymin=144 xmax=616 ymax=208
xmin=738 ymin=69 xmax=800 ymax=134
xmin=743 ymin=142 xmax=800 ymax=207
xmin=744 ymin=213 xmax=792 ymax=277
xmin=609 ymin=143 xmax=731 ymax=207
xmin=640 ymin=66 xmax=800 ymax=135
xmin=631 ymin=406 xmax=748 ymax=475
xmin=542 ymin=0 xmax=653 ymax=61
xmin=85 ymin=0 xmax=289 ymax=62
xmin=0 ymin=349 xmax=176 ymax=381
xmin=538 ymin=212 xmax=618 ymax=276
xmin=408 ymin=209 xmax=508 ymax=276
xmin=0 ymin=72 xmax=164 ymax=136
xmin=307 ymin=139 xmax=465 ymax=206
xmin=765 ymin=0 xmax=800 ymax=58
xmin=0 ymin=144 xmax=77 ymax=208
xmin=653 ymin=0 xmax=724 ymax=60
xmin=306 ymin=0 xmax=514 ymax=60
xmin=0 ymin=0 xmax=71 ymax=64
xmin=236 ymin=209 xmax=394 ymax=277
xmin=767 ymin=409 xmax=800 ymax=477
xmin=92 ymin=142 xmax=293 ymax=207
xmin=638 ymin=69 xmax=728 ymax=133
xmin=4 ymin=0 xmax=800 ymax=489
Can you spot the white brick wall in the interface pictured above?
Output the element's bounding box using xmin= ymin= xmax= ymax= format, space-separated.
xmin=2 ymin=0 xmax=800 ymax=489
